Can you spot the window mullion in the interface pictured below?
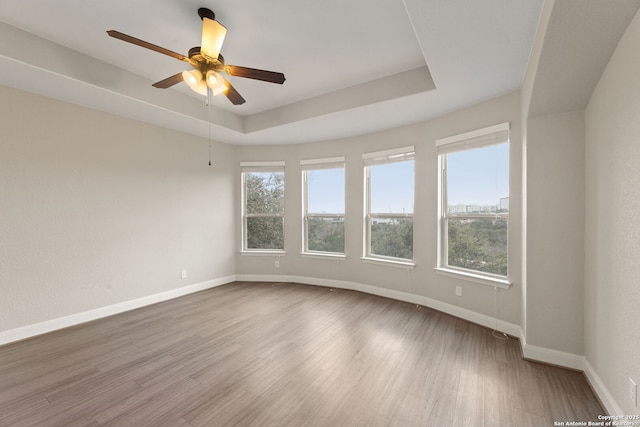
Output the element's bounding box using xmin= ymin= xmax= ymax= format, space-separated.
xmin=440 ymin=155 xmax=448 ymax=267
xmin=245 ymin=213 xmax=283 ymax=218
xmin=368 ymin=166 xmax=373 ymax=258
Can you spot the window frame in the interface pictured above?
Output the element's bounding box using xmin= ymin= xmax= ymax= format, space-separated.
xmin=301 ymin=157 xmax=346 ymax=258
xmin=362 ymin=146 xmax=415 ymax=267
xmin=435 ymin=123 xmax=511 ymax=288
xmin=240 ymin=161 xmax=286 ymax=254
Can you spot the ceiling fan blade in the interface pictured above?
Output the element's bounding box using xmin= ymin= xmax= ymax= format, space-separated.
xmin=225 ymin=65 xmax=286 ymax=84
xmin=201 ymin=18 xmax=227 ymax=60
xmin=223 ymin=78 xmax=246 ymax=105
xmin=152 ymin=72 xmax=185 ymax=89
xmin=107 ymin=30 xmax=188 ymax=62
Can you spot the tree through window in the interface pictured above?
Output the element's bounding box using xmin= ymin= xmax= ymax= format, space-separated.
xmin=437 ymin=123 xmax=509 ymax=279
xmin=302 ymin=157 xmax=345 ymax=255
xmin=241 ymin=162 xmax=285 ymax=251
xmin=363 ymin=147 xmax=415 ymax=263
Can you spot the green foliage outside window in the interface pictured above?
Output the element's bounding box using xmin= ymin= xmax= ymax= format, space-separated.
xmin=307 ymin=217 xmax=344 ymax=253
xmin=247 ymin=217 xmax=284 ymax=249
xmin=447 ymin=218 xmax=507 ymax=276
xmin=246 ymin=172 xmax=284 ymax=214
xmin=245 ymin=172 xmax=284 ymax=250
xmin=371 ymin=217 xmax=413 ymax=260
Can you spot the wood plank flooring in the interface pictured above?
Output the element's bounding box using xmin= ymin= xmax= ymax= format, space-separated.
xmin=0 ymin=282 xmax=604 ymax=426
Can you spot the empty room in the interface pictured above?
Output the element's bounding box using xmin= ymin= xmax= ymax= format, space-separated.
xmin=1 ymin=0 xmax=640 ymax=425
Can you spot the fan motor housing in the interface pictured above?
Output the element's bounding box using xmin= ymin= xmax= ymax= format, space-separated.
xmin=197 ymin=8 xmax=216 ymax=21
xmin=188 ymin=47 xmax=224 ymax=72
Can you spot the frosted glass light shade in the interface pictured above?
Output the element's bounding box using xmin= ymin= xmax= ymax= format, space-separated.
xmin=182 ymin=70 xmax=207 ymax=95
xmin=206 ymin=70 xmax=228 ymax=96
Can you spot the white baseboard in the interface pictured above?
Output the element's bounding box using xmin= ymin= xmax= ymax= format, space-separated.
xmin=583 ymin=359 xmax=623 ymax=416
xmin=0 ymin=275 xmax=235 ymax=347
xmin=519 ymin=333 xmax=622 ymax=416
xmin=518 ymin=330 xmax=585 ymax=371
xmin=235 ymin=273 xmax=521 ymax=337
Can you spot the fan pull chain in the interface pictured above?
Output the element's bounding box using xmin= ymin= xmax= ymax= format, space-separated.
xmin=207 ymin=88 xmax=212 ymax=166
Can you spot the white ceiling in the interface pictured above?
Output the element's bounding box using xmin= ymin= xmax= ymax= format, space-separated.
xmin=0 ymin=0 xmax=543 ymax=145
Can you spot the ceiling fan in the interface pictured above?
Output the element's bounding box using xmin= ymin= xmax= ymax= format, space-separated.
xmin=107 ymin=8 xmax=285 ymax=105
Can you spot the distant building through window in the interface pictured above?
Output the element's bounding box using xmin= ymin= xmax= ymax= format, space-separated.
xmin=363 ymin=146 xmax=415 ymax=263
xmin=499 ymin=197 xmax=509 ymax=212
xmin=301 ymin=157 xmax=345 ymax=255
xmin=437 ymin=123 xmax=510 ymax=279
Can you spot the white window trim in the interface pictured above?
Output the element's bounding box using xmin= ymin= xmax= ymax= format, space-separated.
xmin=301 ymin=252 xmax=347 ymax=261
xmin=434 ymin=267 xmax=511 ymax=289
xmin=361 ymin=256 xmax=415 ymax=269
xmin=362 ymin=146 xmax=415 ymax=265
xmin=241 ymin=250 xmax=286 ymax=256
xmin=363 ymin=146 xmax=415 ymax=166
xmin=301 ymin=157 xmax=346 ymax=257
xmin=436 ymin=122 xmax=510 ymax=153
xmin=240 ymin=160 xmax=286 ymax=169
xmin=436 ymin=123 xmax=510 ymax=283
xmin=241 ymin=161 xmax=286 ymax=254
xmin=300 ymin=157 xmax=345 ymax=169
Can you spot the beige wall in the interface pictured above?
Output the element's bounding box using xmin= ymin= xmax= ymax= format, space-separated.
xmin=0 ymin=86 xmax=523 ymax=337
xmin=585 ymin=7 xmax=640 ymax=415
xmin=0 ymin=85 xmax=236 ymax=332
xmin=526 ymin=110 xmax=585 ymax=355
xmin=236 ymin=91 xmax=523 ymax=326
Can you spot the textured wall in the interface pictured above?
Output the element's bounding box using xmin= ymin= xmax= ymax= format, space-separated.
xmin=0 ymin=86 xmax=236 ymax=332
xmin=585 ymin=8 xmax=640 ymax=415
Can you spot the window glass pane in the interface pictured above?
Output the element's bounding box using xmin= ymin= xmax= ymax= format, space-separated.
xmin=370 ymin=161 xmax=414 ymax=214
xmin=307 ymin=217 xmax=344 ymax=253
xmin=245 ymin=172 xmax=284 ymax=214
xmin=447 ymin=218 xmax=507 ymax=276
xmin=307 ymin=168 xmax=345 ymax=214
xmin=371 ymin=217 xmax=413 ymax=259
xmin=446 ymin=143 xmax=508 ymax=213
xmin=246 ymin=217 xmax=284 ymax=250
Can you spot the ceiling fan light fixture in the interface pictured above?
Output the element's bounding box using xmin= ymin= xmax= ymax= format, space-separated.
xmin=107 ymin=7 xmax=282 ymax=106
xmin=182 ymin=69 xmax=207 ymax=95
xmin=206 ymin=70 xmax=228 ymax=96
xmin=201 ymin=18 xmax=227 ymax=60
xmin=206 ymin=71 xmax=217 ymax=85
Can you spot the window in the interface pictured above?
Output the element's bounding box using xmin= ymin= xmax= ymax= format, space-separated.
xmin=241 ymin=162 xmax=285 ymax=252
xmin=301 ymin=157 xmax=345 ymax=256
xmin=363 ymin=146 xmax=415 ymax=264
xmin=436 ymin=123 xmax=510 ymax=283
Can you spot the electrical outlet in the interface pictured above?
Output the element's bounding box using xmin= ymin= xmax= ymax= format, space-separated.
xmin=455 ymin=286 xmax=462 ymax=297
xmin=275 ymin=259 xmax=280 ymax=268
xmin=181 ymin=270 xmax=187 ymax=279
xmin=630 ymin=377 xmax=637 ymax=406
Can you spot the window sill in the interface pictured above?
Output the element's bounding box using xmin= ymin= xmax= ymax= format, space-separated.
xmin=301 ymin=252 xmax=346 ymax=261
xmin=240 ymin=250 xmax=286 ymax=256
xmin=434 ymin=267 xmax=511 ymax=289
xmin=361 ymin=257 xmax=415 ymax=269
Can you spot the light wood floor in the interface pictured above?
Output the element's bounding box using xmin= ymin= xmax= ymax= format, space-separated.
xmin=1 ymin=282 xmax=603 ymax=426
